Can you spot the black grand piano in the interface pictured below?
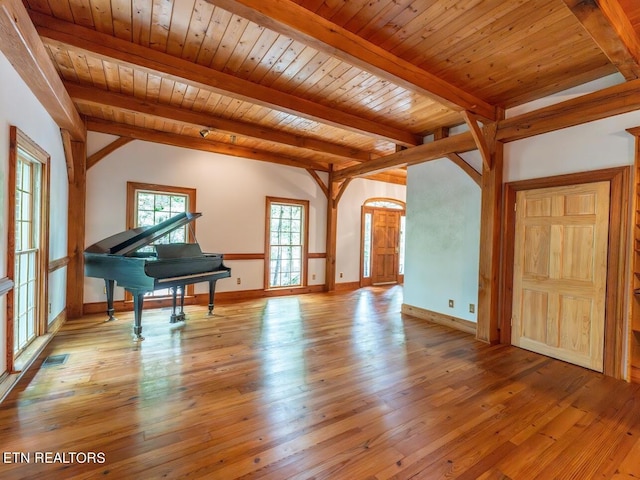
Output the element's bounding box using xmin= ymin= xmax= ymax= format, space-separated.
xmin=84 ymin=212 xmax=231 ymax=340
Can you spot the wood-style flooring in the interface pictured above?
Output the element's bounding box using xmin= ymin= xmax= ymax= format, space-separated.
xmin=1 ymin=286 xmax=639 ymax=479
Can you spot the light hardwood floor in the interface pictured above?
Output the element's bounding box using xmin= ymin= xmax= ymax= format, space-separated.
xmin=1 ymin=286 xmax=639 ymax=479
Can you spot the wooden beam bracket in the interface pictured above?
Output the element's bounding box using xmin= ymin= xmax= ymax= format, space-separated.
xmin=86 ymin=137 xmax=133 ymax=170
xmin=462 ymin=111 xmax=495 ymax=170
xmin=306 ymin=169 xmax=329 ymax=199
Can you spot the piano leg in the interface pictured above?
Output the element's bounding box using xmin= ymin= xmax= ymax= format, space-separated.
xmin=170 ymin=286 xmax=186 ymax=323
xmin=179 ymin=286 xmax=186 ymax=320
xmin=208 ymin=279 xmax=218 ymax=315
xmin=132 ymin=292 xmax=145 ymax=341
xmin=104 ymin=279 xmax=116 ymax=321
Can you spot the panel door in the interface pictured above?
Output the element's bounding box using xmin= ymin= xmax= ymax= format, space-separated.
xmin=371 ymin=210 xmax=401 ymax=284
xmin=511 ymin=181 xmax=610 ymax=372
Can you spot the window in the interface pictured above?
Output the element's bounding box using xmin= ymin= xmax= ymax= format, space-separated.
xmin=7 ymin=127 xmax=50 ymax=368
xmin=265 ymin=198 xmax=309 ymax=288
xmin=126 ymin=182 xmax=196 ymax=297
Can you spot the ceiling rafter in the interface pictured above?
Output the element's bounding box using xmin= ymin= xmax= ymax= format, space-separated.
xmin=29 ymin=10 xmax=421 ymax=148
xmin=334 ymin=76 xmax=640 ymax=181
xmin=564 ymin=0 xmax=640 ymax=79
xmin=66 ymin=82 xmax=372 ymax=164
xmin=86 ymin=118 xmax=330 ymax=172
xmin=204 ymin=0 xmax=497 ymax=121
xmin=0 ymin=0 xmax=84 ymax=141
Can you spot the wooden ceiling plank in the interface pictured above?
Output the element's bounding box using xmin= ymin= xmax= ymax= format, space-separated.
xmin=336 ymin=75 xmax=640 ymax=181
xmin=0 ymin=0 xmax=85 ymax=141
xmin=181 ymin=0 xmax=215 ymax=62
xmin=165 ymin=0 xmax=196 ymax=58
xmin=86 ymin=117 xmax=330 ymax=171
xmin=209 ymin=13 xmax=250 ymax=71
xmin=69 ymin=0 xmax=95 ymax=29
xmin=111 ymin=0 xmax=133 ymax=42
xmin=195 ymin=6 xmax=232 ymax=66
xmin=89 ymin=0 xmax=114 ymax=36
xmin=564 ymin=0 xmax=640 ymax=80
xmin=31 ymin=10 xmax=419 ymax=147
xmin=204 ymin=0 xmax=497 ymax=121
xmin=66 ymin=81 xmax=374 ymax=162
xmin=132 ymin=0 xmax=152 ymax=47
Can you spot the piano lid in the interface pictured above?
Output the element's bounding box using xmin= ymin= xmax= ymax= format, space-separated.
xmin=84 ymin=212 xmax=202 ymax=256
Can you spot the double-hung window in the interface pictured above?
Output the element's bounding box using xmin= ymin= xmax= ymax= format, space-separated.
xmin=265 ymin=197 xmax=309 ymax=288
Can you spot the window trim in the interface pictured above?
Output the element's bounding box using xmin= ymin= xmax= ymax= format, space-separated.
xmin=264 ymin=197 xmax=309 ymax=290
xmin=125 ymin=182 xmax=197 ymax=301
xmin=6 ymin=126 xmax=50 ymax=372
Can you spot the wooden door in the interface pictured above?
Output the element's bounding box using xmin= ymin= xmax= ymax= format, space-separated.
xmin=511 ymin=181 xmax=610 ymax=372
xmin=371 ymin=210 xmax=401 ymax=284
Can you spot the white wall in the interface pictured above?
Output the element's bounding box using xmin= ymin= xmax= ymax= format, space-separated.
xmin=404 ymin=159 xmax=481 ymax=321
xmin=85 ymin=137 xmax=405 ymax=302
xmin=0 ymin=51 xmax=69 ymax=374
xmin=403 ymin=73 xmax=640 ymax=327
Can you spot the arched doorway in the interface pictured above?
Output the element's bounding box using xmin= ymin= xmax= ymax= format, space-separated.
xmin=360 ymin=198 xmax=406 ymax=287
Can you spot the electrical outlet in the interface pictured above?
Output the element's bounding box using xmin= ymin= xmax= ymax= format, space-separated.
xmin=236 ymin=277 xmax=241 ymax=285
xmin=448 ymin=299 xmax=454 ymax=308
xmin=48 ymin=303 xmax=52 ymax=314
xmin=469 ymin=303 xmax=475 ymax=313
xmin=312 ymin=273 xmax=316 ymax=280
xmin=339 ymin=272 xmax=343 ymax=278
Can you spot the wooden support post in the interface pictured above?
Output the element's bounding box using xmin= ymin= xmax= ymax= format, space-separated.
xmin=325 ymin=167 xmax=338 ymax=291
xmin=463 ymin=108 xmax=504 ymax=344
xmin=66 ymin=139 xmax=87 ymax=318
xmin=476 ymin=142 xmax=504 ymax=344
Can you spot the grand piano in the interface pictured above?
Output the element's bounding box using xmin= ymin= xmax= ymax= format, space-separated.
xmin=84 ymin=212 xmax=231 ymax=339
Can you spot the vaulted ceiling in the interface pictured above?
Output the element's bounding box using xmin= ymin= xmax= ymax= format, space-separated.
xmin=10 ymin=0 xmax=640 ymax=184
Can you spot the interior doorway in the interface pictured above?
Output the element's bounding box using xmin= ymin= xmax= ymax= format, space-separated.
xmin=511 ymin=181 xmax=610 ymax=372
xmin=361 ymin=198 xmax=405 ymax=287
xmin=501 ymin=167 xmax=629 ymax=379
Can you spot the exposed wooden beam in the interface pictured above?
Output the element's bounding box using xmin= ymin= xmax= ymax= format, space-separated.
xmin=364 ymin=171 xmax=407 ymax=186
xmin=325 ymin=167 xmax=338 ymax=292
xmin=0 ymin=0 xmax=84 ymax=140
xmin=445 ymin=154 xmax=481 ymax=186
xmin=476 ymin=142 xmax=504 ymax=344
xmin=333 ymin=133 xmax=477 ymax=182
xmin=497 ymin=75 xmax=640 ymax=142
xmin=564 ymin=0 xmax=640 ymax=80
xmin=335 ymin=77 xmax=640 ymax=181
xmin=66 ymin=139 xmax=86 ymax=319
xmin=66 ymin=82 xmax=372 ymax=164
xmin=60 ymin=129 xmax=74 ymax=182
xmin=434 ymin=127 xmax=481 ymax=186
xmin=86 ymin=137 xmax=133 ymax=170
xmin=30 ymin=11 xmax=420 ymax=148
xmin=333 ymin=178 xmax=352 ymax=207
xmin=205 ymin=0 xmax=496 ymax=121
xmin=306 ymin=169 xmax=329 ymax=199
xmin=86 ymin=118 xmax=330 ymax=172
xmin=462 ymin=111 xmax=493 ymax=170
